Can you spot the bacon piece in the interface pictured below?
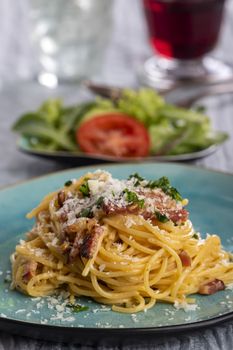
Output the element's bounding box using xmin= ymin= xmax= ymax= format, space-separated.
xmin=101 ymin=187 xmax=188 ymax=224
xmin=138 ymin=207 xmax=188 ymax=226
xmin=140 ymin=211 xmax=158 ymax=225
xmin=69 ymin=219 xmax=104 ymax=261
xmin=103 ymin=200 xmax=188 ymax=225
xmin=179 ymin=250 xmax=191 ymax=267
xmin=141 ymin=211 xmax=153 ymax=220
xmin=22 ymin=261 xmax=38 ymax=282
xmin=138 ymin=189 xmax=188 ymax=224
xmin=103 ymin=202 xmax=139 ymax=216
xmin=60 ymin=212 xmax=68 ymax=222
xmin=57 ymin=191 xmax=66 ymax=207
xmin=199 ymin=279 xmax=225 ymax=295
xmin=79 ymin=225 xmax=104 ymax=259
xmin=168 ymin=209 xmax=188 ymax=223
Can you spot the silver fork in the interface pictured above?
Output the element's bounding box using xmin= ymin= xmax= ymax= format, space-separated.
xmin=84 ymin=80 xmax=233 ymax=108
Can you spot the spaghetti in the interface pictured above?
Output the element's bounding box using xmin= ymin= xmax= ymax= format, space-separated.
xmin=11 ymin=170 xmax=233 ymax=313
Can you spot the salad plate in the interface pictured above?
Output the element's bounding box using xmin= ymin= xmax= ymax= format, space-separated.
xmin=0 ymin=162 xmax=233 ymax=345
xmin=17 ymin=136 xmax=219 ymax=164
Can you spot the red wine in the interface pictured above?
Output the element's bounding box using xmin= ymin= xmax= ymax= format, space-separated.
xmin=143 ymin=0 xmax=225 ymax=60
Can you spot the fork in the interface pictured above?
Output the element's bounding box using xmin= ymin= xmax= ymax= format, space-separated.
xmin=84 ymin=80 xmax=233 ymax=108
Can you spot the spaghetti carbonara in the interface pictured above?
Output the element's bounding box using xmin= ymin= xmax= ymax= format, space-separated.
xmin=11 ymin=170 xmax=233 ymax=313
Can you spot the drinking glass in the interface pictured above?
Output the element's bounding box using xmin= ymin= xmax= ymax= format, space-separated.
xmin=28 ymin=0 xmax=113 ymax=87
xmin=141 ymin=0 xmax=233 ymax=90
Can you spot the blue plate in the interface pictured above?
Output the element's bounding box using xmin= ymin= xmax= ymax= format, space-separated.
xmin=0 ymin=163 xmax=233 ymax=344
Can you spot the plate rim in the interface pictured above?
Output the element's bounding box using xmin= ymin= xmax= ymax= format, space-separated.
xmin=0 ymin=309 xmax=233 ymax=343
xmin=1 ymin=161 xmax=232 ymax=192
xmin=17 ymin=136 xmax=219 ymax=162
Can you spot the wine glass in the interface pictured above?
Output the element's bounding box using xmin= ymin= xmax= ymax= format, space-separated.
xmin=140 ymin=0 xmax=233 ymax=90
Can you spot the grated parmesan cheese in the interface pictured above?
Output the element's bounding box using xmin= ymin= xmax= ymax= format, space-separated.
xmin=174 ymin=301 xmax=198 ymax=312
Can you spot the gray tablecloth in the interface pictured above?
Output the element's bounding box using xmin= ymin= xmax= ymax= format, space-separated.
xmin=0 ymin=0 xmax=233 ymax=348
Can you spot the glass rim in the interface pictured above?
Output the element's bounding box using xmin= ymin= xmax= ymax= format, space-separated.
xmin=143 ymin=0 xmax=225 ymax=3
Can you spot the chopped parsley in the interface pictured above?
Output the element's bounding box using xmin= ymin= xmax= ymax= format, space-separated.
xmin=146 ymin=176 xmax=169 ymax=190
xmin=67 ymin=304 xmax=89 ymax=313
xmin=78 ymin=207 xmax=93 ymax=218
xmin=64 ymin=180 xmax=72 ymax=187
xmin=128 ymin=173 xmax=145 ymax=186
xmin=146 ymin=176 xmax=182 ymax=202
xmin=123 ymin=189 xmax=145 ymax=208
xmin=155 ymin=211 xmax=169 ymax=223
xmin=168 ymin=187 xmax=183 ymax=202
xmin=79 ymin=180 xmax=90 ymax=197
xmin=192 ymin=233 xmax=199 ymax=239
xmin=95 ymin=196 xmax=104 ymax=208
xmin=77 ymin=197 xmax=104 ymax=218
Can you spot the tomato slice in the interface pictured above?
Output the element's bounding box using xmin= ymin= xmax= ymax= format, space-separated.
xmin=76 ymin=113 xmax=150 ymax=158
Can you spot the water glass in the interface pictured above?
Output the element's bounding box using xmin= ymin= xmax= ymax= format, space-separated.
xmin=28 ymin=0 xmax=113 ymax=87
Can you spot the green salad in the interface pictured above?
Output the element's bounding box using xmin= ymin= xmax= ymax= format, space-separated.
xmin=12 ymin=88 xmax=228 ymax=157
